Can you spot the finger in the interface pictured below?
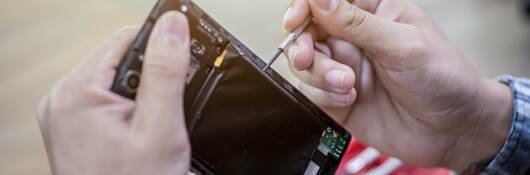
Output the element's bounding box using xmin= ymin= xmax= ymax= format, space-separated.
xmin=326 ymin=37 xmax=363 ymax=70
xmin=307 ymin=0 xmax=418 ymax=59
xmin=285 ymin=32 xmax=315 ymax=70
xmin=314 ymin=41 xmax=332 ymax=57
xmin=290 ymin=51 xmax=355 ymax=94
xmin=283 ymin=0 xmax=310 ymax=32
xmin=66 ymin=27 xmax=139 ymax=90
xmin=298 ymin=80 xmax=356 ymax=108
xmin=133 ymin=11 xmax=190 ymax=139
xmin=352 ymin=0 xmax=382 ymax=13
xmin=82 ymin=26 xmax=140 ymax=72
xmin=284 ymin=22 xmax=334 ymax=71
xmin=283 ymin=0 xmax=383 ymax=32
xmin=298 ymin=81 xmax=355 ymax=123
xmin=304 ymin=23 xmax=330 ymax=42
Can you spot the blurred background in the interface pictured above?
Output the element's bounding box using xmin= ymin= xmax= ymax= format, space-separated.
xmin=0 ymin=0 xmax=528 ymax=174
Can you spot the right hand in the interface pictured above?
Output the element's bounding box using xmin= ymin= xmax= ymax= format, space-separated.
xmin=283 ymin=0 xmax=513 ymax=171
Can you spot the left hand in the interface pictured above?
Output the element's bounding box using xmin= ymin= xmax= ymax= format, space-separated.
xmin=37 ymin=12 xmax=192 ymax=175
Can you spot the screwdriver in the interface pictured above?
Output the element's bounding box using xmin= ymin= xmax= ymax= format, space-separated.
xmin=262 ymin=17 xmax=312 ymax=71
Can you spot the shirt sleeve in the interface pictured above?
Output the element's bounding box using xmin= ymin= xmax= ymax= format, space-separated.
xmin=485 ymin=75 xmax=530 ymax=175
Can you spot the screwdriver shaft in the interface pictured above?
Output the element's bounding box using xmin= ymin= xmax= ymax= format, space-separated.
xmin=262 ymin=18 xmax=312 ymax=71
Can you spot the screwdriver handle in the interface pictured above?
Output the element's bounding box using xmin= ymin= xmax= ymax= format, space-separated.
xmin=278 ymin=18 xmax=312 ymax=50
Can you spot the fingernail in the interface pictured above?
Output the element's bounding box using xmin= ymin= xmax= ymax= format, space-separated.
xmin=156 ymin=12 xmax=186 ymax=43
xmin=326 ymin=69 xmax=346 ymax=90
xmin=312 ymin=0 xmax=338 ymax=11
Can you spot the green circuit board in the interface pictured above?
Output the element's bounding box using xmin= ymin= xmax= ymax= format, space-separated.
xmin=320 ymin=127 xmax=348 ymax=159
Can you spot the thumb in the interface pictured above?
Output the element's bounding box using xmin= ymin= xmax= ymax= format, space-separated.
xmin=134 ymin=11 xmax=190 ymax=139
xmin=308 ymin=0 xmax=419 ymax=58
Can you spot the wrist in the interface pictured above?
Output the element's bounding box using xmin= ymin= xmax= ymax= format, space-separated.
xmin=447 ymin=78 xmax=513 ymax=171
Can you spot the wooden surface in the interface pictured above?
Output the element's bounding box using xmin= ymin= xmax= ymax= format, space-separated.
xmin=0 ymin=0 xmax=528 ymax=174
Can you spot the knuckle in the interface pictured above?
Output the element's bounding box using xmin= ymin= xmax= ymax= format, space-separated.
xmin=349 ymin=6 xmax=368 ymax=28
xmin=47 ymin=82 xmax=70 ymax=114
xmin=46 ymin=79 xmax=98 ymax=114
xmin=339 ymin=5 xmax=368 ymax=36
xmin=79 ymin=85 xmax=102 ymax=99
xmin=401 ymin=31 xmax=428 ymax=58
xmin=39 ymin=88 xmax=72 ymax=125
xmin=383 ymin=30 xmax=429 ymax=71
xmin=68 ymin=73 xmax=100 ymax=95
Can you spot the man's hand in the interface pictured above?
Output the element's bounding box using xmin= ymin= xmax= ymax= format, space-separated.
xmin=37 ymin=12 xmax=191 ymax=175
xmin=283 ymin=0 xmax=513 ymax=171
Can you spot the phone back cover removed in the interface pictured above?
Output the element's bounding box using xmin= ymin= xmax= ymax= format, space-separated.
xmin=111 ymin=0 xmax=352 ymax=174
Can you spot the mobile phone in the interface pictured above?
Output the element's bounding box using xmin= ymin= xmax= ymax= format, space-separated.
xmin=525 ymin=0 xmax=530 ymax=17
xmin=111 ymin=0 xmax=351 ymax=174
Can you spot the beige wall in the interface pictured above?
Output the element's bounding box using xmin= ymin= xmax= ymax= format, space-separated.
xmin=0 ymin=0 xmax=528 ymax=174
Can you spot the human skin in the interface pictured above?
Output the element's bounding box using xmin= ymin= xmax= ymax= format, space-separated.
xmin=35 ymin=1 xmax=514 ymax=173
xmin=283 ymin=0 xmax=514 ymax=171
xmin=37 ymin=12 xmax=192 ymax=175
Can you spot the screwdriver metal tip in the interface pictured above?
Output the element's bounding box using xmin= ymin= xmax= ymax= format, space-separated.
xmin=262 ymin=18 xmax=312 ymax=72
xmin=262 ymin=48 xmax=283 ymax=71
